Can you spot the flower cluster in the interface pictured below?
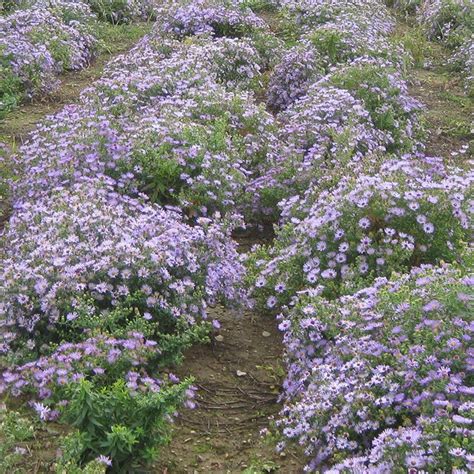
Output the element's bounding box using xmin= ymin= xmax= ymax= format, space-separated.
xmin=266 ymin=41 xmax=325 ymax=112
xmin=249 ymin=86 xmax=389 ymax=212
xmin=417 ymin=0 xmax=473 ymax=48
xmin=0 ymin=2 xmax=97 ymax=116
xmin=277 ymin=264 xmax=474 ymax=472
xmin=155 ymin=0 xmax=267 ymax=39
xmin=279 ymin=0 xmax=395 ymax=37
xmin=248 ymin=157 xmax=472 ymax=309
xmin=322 ymin=59 xmax=424 ymax=153
xmin=266 ymin=0 xmax=411 ymax=111
xmin=1 ymin=179 xmax=246 ymax=355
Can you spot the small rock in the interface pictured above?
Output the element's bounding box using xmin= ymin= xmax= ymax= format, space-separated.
xmin=215 ymin=334 xmax=224 ymax=342
xmin=236 ymin=370 xmax=247 ymax=377
xmin=262 ymin=331 xmax=271 ymax=337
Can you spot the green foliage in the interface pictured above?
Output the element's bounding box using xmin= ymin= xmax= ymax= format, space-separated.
xmin=0 ymin=49 xmax=23 ymax=120
xmin=392 ymin=27 xmax=432 ymax=67
xmin=88 ymin=0 xmax=136 ymax=24
xmin=0 ymin=407 xmax=36 ymax=472
xmin=61 ymin=378 xmax=192 ymax=472
xmin=424 ymin=0 xmax=474 ymax=49
xmin=308 ymin=28 xmax=349 ymax=64
xmin=241 ymin=0 xmax=279 ymax=13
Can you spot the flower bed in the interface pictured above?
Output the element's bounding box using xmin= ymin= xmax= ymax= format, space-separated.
xmin=247 ymin=159 xmax=472 ymax=309
xmin=277 ymin=263 xmax=474 ymax=472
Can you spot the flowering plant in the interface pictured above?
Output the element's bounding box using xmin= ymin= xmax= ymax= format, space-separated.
xmin=266 ymin=41 xmax=324 ymax=111
xmin=247 ymin=159 xmax=473 ymax=309
xmin=277 ymin=263 xmax=474 ymax=472
xmin=249 ymin=86 xmax=388 ymax=215
xmin=155 ymin=0 xmax=267 ymax=39
xmin=0 ymin=3 xmax=97 ymax=117
xmin=322 ymin=60 xmax=424 ymax=153
xmin=1 ymin=180 xmax=246 ymax=357
xmin=279 ymin=0 xmax=395 ymax=37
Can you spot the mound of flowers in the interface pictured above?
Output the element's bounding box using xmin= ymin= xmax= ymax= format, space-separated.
xmin=1 ymin=179 xmax=246 ymax=358
xmin=247 ymin=158 xmax=473 ymax=310
xmin=320 ymin=59 xmax=424 ymax=153
xmin=266 ymin=40 xmax=325 ymax=112
xmin=277 ymin=263 xmax=474 ymax=472
xmin=249 ymin=85 xmax=389 ymax=215
xmin=279 ymin=0 xmax=395 ymax=37
xmin=155 ymin=0 xmax=267 ymax=39
xmin=0 ymin=3 xmax=97 ymax=117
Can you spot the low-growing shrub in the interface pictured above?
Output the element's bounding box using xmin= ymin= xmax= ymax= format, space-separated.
xmin=248 ymin=86 xmax=389 ymax=216
xmin=247 ymin=158 xmax=472 ymax=309
xmin=418 ymin=0 xmax=473 ymax=49
xmin=277 ymin=263 xmax=474 ymax=472
xmin=0 ymin=5 xmax=96 ymax=116
xmin=155 ymin=0 xmax=267 ymax=39
xmin=12 ymin=83 xmax=280 ymax=216
xmin=0 ymin=179 xmax=246 ymax=359
xmin=322 ymin=60 xmax=424 ymax=153
xmin=279 ymin=0 xmax=395 ymax=37
xmin=266 ymin=41 xmax=324 ymax=112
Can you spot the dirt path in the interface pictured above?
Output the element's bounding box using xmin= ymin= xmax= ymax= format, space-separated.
xmin=408 ymin=67 xmax=473 ymax=159
xmin=155 ymin=304 xmax=303 ymax=474
xmin=392 ymin=18 xmax=473 ymax=161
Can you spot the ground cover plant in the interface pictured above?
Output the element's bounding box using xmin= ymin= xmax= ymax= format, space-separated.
xmin=277 ymin=262 xmax=474 ymax=472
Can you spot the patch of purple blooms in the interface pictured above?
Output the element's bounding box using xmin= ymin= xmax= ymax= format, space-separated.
xmin=0 ymin=179 xmax=246 ymax=355
xmin=266 ymin=40 xmax=325 ymax=112
xmin=155 ymin=0 xmax=267 ymax=39
xmin=248 ymin=157 xmax=473 ymax=309
xmin=249 ymin=85 xmax=389 ymax=210
xmin=10 ymin=24 xmax=281 ymax=217
xmin=279 ymin=0 xmax=395 ymax=37
xmin=277 ymin=263 xmax=474 ymax=472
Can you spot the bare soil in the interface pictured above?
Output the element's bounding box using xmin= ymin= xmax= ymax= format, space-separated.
xmin=154 ymin=305 xmax=304 ymax=474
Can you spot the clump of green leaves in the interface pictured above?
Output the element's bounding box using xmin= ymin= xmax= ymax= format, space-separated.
xmin=61 ymin=378 xmax=193 ymax=472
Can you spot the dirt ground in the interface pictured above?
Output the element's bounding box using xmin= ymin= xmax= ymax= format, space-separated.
xmin=154 ymin=305 xmax=305 ymax=474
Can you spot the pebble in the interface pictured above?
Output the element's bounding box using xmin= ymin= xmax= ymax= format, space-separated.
xmin=215 ymin=335 xmax=224 ymax=342
xmin=262 ymin=331 xmax=271 ymax=337
xmin=236 ymin=370 xmax=247 ymax=377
